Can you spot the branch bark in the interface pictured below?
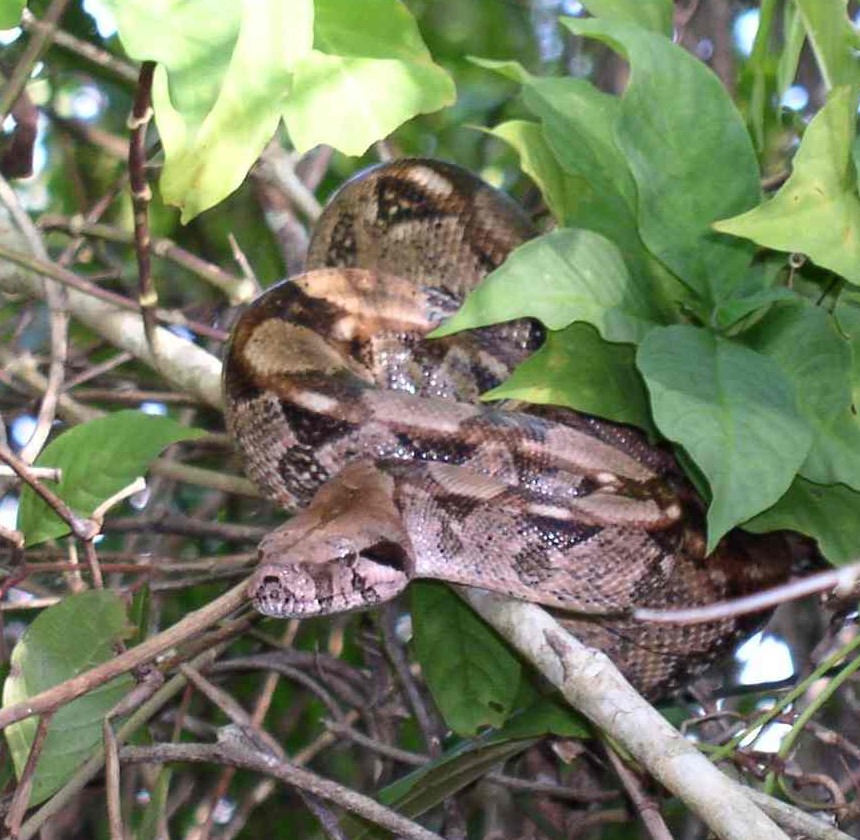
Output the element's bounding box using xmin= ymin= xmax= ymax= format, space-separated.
xmin=0 ymin=199 xmax=223 ymax=408
xmin=460 ymin=589 xmax=792 ymax=840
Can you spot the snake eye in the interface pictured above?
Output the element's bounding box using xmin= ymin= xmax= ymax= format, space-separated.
xmin=361 ymin=540 xmax=409 ymax=571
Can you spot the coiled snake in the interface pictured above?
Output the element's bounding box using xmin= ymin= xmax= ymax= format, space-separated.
xmin=224 ymin=159 xmax=791 ymax=699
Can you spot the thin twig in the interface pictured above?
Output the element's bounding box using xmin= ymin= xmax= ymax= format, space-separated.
xmin=0 ymin=444 xmax=97 ymax=540
xmin=4 ymin=713 xmax=53 ymax=837
xmin=0 ymin=466 xmax=61 ymax=481
xmin=257 ymin=142 xmax=322 ymax=221
xmin=0 ymin=580 xmax=249 ymax=730
xmin=0 ymin=0 xmax=72 ymax=122
xmin=61 ymin=350 xmax=134 ymax=390
xmin=40 ymin=215 xmax=255 ymax=304
xmin=128 ymin=61 xmax=158 ymax=357
xmin=21 ymin=9 xmax=139 ymax=84
xmin=324 ymin=719 xmax=616 ymax=803
xmin=15 ymin=642 xmax=236 ymax=840
xmin=148 ymin=459 xmax=260 ymax=498
xmin=0 ymin=243 xmax=229 ymax=342
xmin=121 ymin=736 xmax=443 ymax=840
xmin=380 ymin=605 xmax=443 ymax=753
xmin=103 ymin=721 xmax=126 ymax=840
xmin=0 ymin=178 xmax=68 ymax=465
xmin=103 ymin=514 xmax=266 ymax=542
xmin=634 ymin=562 xmax=860 ymax=625
xmin=604 ymin=745 xmax=672 ymax=840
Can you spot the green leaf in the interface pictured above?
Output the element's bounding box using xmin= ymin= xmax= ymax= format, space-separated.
xmin=740 ymin=301 xmax=860 ymax=490
xmin=745 ymin=477 xmax=860 ymax=565
xmin=3 ymin=591 xmax=133 ymax=805
xmin=563 ymin=17 xmax=761 ymax=304
xmin=484 ymin=323 xmax=654 ymax=434
xmin=834 ymin=300 xmax=860 ymax=404
xmin=107 ymin=0 xmax=313 ymax=222
xmin=281 ymin=0 xmax=455 ymax=156
xmin=344 ymin=734 xmax=535 ymax=839
xmin=411 ymin=582 xmax=520 ymax=736
xmin=713 ymin=287 xmax=799 ymax=332
xmin=489 ymin=120 xmax=581 ymax=227
xmin=491 ymin=696 xmax=590 ymax=740
xmin=474 ymin=60 xmax=686 ymax=312
xmin=159 ymin=0 xmax=312 ymax=222
xmin=714 ymin=85 xmax=860 ymax=285
xmin=579 ymin=0 xmax=673 ymax=36
xmin=777 ymin=3 xmax=806 ymax=103
xmin=433 ymin=229 xmax=662 ymax=343
xmin=0 ymin=0 xmax=23 ymax=28
xmin=793 ymin=0 xmax=860 ymax=90
xmin=345 ymin=696 xmax=587 ymax=838
xmin=18 ymin=411 xmax=205 ymax=546
xmin=637 ymin=325 xmax=812 ymax=550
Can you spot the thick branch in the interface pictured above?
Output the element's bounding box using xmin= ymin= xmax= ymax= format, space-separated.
xmin=460 ymin=589 xmax=790 ymax=840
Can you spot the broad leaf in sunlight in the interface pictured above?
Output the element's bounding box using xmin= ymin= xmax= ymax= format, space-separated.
xmin=281 ymin=0 xmax=454 ymax=155
xmin=715 ymin=85 xmax=860 ymax=285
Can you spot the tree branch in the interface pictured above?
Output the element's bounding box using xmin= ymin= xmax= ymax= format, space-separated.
xmin=460 ymin=589 xmax=791 ymax=840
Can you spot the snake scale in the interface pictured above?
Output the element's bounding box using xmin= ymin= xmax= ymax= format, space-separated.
xmin=224 ymin=159 xmax=792 ymax=699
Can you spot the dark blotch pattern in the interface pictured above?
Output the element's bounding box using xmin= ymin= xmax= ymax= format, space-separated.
xmin=278 ymin=447 xmax=329 ymax=502
xmin=394 ymin=432 xmax=478 ymax=466
xmin=281 ymin=400 xmax=356 ymax=448
xmin=524 ymin=516 xmax=602 ymax=552
xmin=375 ymin=176 xmax=450 ymax=226
xmin=325 ymin=211 xmax=358 ymax=265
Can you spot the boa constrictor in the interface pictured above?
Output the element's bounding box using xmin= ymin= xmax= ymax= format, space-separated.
xmin=224 ymin=159 xmax=791 ymax=699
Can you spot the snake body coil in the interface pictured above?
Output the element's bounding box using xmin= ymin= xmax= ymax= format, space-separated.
xmin=224 ymin=159 xmax=791 ymax=699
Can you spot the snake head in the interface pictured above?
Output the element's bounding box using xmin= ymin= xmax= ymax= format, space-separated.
xmin=247 ymin=462 xmax=415 ymax=617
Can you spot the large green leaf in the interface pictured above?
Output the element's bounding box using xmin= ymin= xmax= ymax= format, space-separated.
xmin=411 ymin=582 xmax=520 ymax=736
xmin=579 ymin=0 xmax=672 ymax=35
xmin=835 ymin=300 xmax=860 ymax=406
xmin=793 ymin=0 xmax=860 ymax=90
xmin=158 ymin=0 xmax=312 ymax=222
xmin=108 ymin=0 xmax=452 ymax=220
xmin=434 ymin=229 xmax=662 ymax=344
xmin=475 ymin=60 xmax=685 ymax=312
xmin=18 ymin=411 xmax=205 ymax=546
xmin=715 ymin=85 xmax=860 ymax=285
xmin=564 ymin=18 xmax=761 ymax=305
xmin=637 ymin=325 xmax=812 ymax=549
xmin=745 ymin=477 xmax=860 ymax=565
xmin=484 ymin=323 xmax=654 ymax=434
xmin=282 ymin=0 xmax=455 ymax=155
xmin=108 ymin=0 xmax=312 ymax=222
xmin=3 ymin=591 xmax=133 ymax=805
xmin=740 ymin=300 xmax=860 ymax=490
xmin=489 ymin=120 xmax=581 ymax=227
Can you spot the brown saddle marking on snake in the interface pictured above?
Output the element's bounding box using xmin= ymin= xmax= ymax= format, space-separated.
xmin=223 ymin=158 xmax=791 ymax=699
